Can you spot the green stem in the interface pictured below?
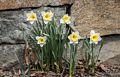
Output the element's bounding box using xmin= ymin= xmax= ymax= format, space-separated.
xmin=41 ymin=48 xmax=44 ymax=71
xmin=28 ymin=64 xmax=30 ymax=77
xmin=90 ymin=43 xmax=96 ymax=73
xmin=69 ymin=45 xmax=72 ymax=77
xmin=69 ymin=44 xmax=77 ymax=77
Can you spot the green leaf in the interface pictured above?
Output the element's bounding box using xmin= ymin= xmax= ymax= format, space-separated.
xmin=99 ymin=40 xmax=104 ymax=52
xmin=28 ymin=64 xmax=31 ymax=77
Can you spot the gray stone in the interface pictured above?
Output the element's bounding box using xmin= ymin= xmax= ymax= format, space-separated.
xmin=0 ymin=11 xmax=25 ymax=44
xmin=0 ymin=44 xmax=25 ymax=68
xmin=0 ymin=7 xmax=66 ymax=44
xmin=0 ymin=7 xmax=66 ymax=69
xmin=98 ymin=35 xmax=120 ymax=62
xmin=102 ymin=54 xmax=120 ymax=66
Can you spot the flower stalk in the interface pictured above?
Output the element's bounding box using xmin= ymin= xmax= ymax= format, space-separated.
xmin=81 ymin=30 xmax=104 ymax=74
xmin=68 ymin=31 xmax=80 ymax=77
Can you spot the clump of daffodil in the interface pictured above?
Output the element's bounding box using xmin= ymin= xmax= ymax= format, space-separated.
xmin=68 ymin=31 xmax=80 ymax=77
xmin=41 ymin=11 xmax=53 ymax=24
xmin=68 ymin=31 xmax=81 ymax=44
xmin=90 ymin=30 xmax=102 ymax=44
xmin=81 ymin=30 xmax=104 ymax=74
xmin=26 ymin=11 xmax=37 ymax=24
xmin=60 ymin=14 xmax=71 ymax=24
xmin=36 ymin=36 xmax=47 ymax=47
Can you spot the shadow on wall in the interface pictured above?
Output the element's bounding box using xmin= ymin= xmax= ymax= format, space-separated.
xmin=102 ymin=34 xmax=120 ymax=44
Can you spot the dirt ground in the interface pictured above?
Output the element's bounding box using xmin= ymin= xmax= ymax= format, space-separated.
xmin=0 ymin=54 xmax=120 ymax=77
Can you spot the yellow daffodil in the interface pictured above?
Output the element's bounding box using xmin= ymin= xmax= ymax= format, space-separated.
xmin=68 ymin=31 xmax=80 ymax=44
xmin=90 ymin=30 xmax=102 ymax=44
xmin=36 ymin=36 xmax=47 ymax=47
xmin=41 ymin=11 xmax=53 ymax=24
xmin=26 ymin=11 xmax=37 ymax=24
xmin=60 ymin=14 xmax=71 ymax=24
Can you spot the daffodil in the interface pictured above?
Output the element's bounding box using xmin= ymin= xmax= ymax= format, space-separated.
xmin=41 ymin=11 xmax=53 ymax=24
xmin=60 ymin=14 xmax=71 ymax=24
xmin=68 ymin=31 xmax=80 ymax=44
xmin=36 ymin=36 xmax=47 ymax=47
xmin=26 ymin=11 xmax=37 ymax=24
xmin=90 ymin=30 xmax=102 ymax=44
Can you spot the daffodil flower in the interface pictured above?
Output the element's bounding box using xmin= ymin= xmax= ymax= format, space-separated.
xmin=68 ymin=31 xmax=81 ymax=44
xmin=60 ymin=14 xmax=71 ymax=24
xmin=36 ymin=36 xmax=47 ymax=47
xmin=41 ymin=11 xmax=53 ymax=24
xmin=90 ymin=30 xmax=102 ymax=44
xmin=26 ymin=11 xmax=37 ymax=24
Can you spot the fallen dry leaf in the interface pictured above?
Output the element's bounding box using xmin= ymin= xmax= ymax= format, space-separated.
xmin=78 ymin=60 xmax=84 ymax=65
xmin=99 ymin=64 xmax=108 ymax=72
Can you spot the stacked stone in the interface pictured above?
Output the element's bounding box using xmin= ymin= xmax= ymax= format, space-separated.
xmin=0 ymin=0 xmax=73 ymax=68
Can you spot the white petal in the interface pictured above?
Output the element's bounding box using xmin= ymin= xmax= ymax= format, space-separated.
xmin=66 ymin=21 xmax=71 ymax=24
xmin=95 ymin=42 xmax=98 ymax=44
xmin=26 ymin=13 xmax=30 ymax=17
xmin=75 ymin=31 xmax=79 ymax=35
xmin=71 ymin=32 xmax=75 ymax=34
xmin=78 ymin=36 xmax=81 ymax=39
xmin=90 ymin=30 xmax=95 ymax=35
xmin=89 ymin=40 xmax=93 ymax=44
xmin=41 ymin=11 xmax=45 ymax=16
xmin=50 ymin=11 xmax=53 ymax=17
xmin=40 ymin=44 xmax=44 ymax=47
xmin=74 ymin=41 xmax=78 ymax=44
xmin=99 ymin=37 xmax=102 ymax=41
xmin=37 ymin=41 xmax=40 ymax=44
xmin=60 ymin=19 xmax=64 ymax=24
xmin=26 ymin=18 xmax=29 ymax=21
xmin=31 ymin=11 xmax=35 ymax=14
xmin=30 ymin=21 xmax=34 ymax=24
xmin=44 ymin=21 xmax=49 ymax=24
xmin=70 ymin=41 xmax=73 ymax=44
xmin=68 ymin=35 xmax=71 ymax=40
xmin=44 ymin=37 xmax=47 ymax=41
xmin=36 ymin=36 xmax=40 ymax=40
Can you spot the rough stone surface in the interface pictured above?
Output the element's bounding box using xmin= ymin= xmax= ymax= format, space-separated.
xmin=0 ymin=7 xmax=66 ymax=44
xmin=0 ymin=11 xmax=25 ymax=44
xmin=0 ymin=7 xmax=66 ymax=68
xmin=0 ymin=0 xmax=73 ymax=10
xmin=71 ymin=0 xmax=120 ymax=36
xmin=102 ymin=54 xmax=120 ymax=67
xmin=99 ymin=35 xmax=120 ymax=62
xmin=0 ymin=44 xmax=24 ymax=68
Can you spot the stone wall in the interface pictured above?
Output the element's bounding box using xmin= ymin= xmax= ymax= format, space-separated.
xmin=0 ymin=0 xmax=120 ymax=68
xmin=0 ymin=0 xmax=69 ymax=68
